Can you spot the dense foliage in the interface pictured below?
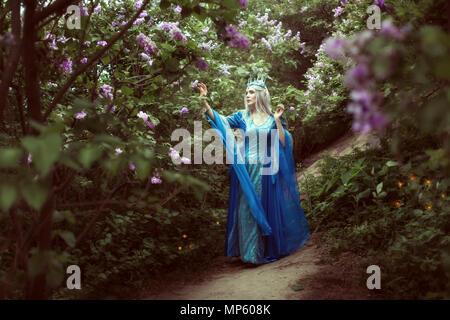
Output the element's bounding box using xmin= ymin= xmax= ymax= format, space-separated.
xmin=0 ymin=0 xmax=449 ymax=299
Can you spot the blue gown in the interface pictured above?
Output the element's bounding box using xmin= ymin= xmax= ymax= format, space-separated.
xmin=206 ymin=107 xmax=310 ymax=264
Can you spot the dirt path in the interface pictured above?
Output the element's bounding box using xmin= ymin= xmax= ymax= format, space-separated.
xmin=140 ymin=131 xmax=384 ymax=300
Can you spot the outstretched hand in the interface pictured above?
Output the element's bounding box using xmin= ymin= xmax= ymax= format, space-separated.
xmin=274 ymin=105 xmax=285 ymax=120
xmin=197 ymin=82 xmax=208 ymax=97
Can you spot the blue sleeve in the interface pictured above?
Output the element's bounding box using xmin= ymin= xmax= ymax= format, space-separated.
xmin=225 ymin=111 xmax=242 ymax=129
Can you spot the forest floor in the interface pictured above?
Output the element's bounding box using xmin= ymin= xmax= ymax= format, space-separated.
xmin=138 ymin=131 xmax=386 ymax=300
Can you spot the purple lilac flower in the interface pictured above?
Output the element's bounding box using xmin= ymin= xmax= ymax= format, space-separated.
xmin=174 ymin=5 xmax=182 ymax=14
xmin=139 ymin=10 xmax=148 ymax=18
xmin=192 ymin=80 xmax=199 ymax=88
xmin=94 ymin=6 xmax=101 ymax=14
xmin=180 ymin=107 xmax=188 ymax=114
xmin=27 ymin=154 xmax=32 ymax=164
xmin=60 ymin=58 xmax=73 ymax=74
xmin=198 ymin=40 xmax=217 ymax=50
xmin=284 ymin=30 xmax=292 ymax=40
xmin=202 ymin=26 xmax=209 ymax=34
xmin=137 ymin=33 xmax=158 ymax=56
xmin=145 ymin=120 xmax=155 ymax=129
xmin=261 ymin=38 xmax=272 ymax=51
xmin=84 ymin=41 xmax=91 ymax=46
xmin=324 ymin=37 xmax=347 ymax=61
xmin=171 ymin=29 xmax=187 ymax=42
xmin=381 ymin=20 xmax=407 ymax=41
xmin=151 ymin=176 xmax=162 ymax=184
xmin=225 ymin=25 xmax=250 ymax=50
xmin=97 ymin=40 xmax=107 ymax=46
xmin=80 ymin=57 xmax=88 ymax=63
xmin=137 ymin=111 xmax=149 ymax=122
xmin=180 ymin=157 xmax=191 ymax=164
xmin=44 ymin=32 xmax=53 ymax=40
xmin=129 ymin=162 xmax=136 ymax=170
xmin=158 ymin=22 xmax=179 ymax=31
xmin=75 ymin=111 xmax=86 ymax=119
xmin=140 ymin=53 xmax=151 ymax=61
xmin=134 ymin=18 xmax=145 ymax=25
xmin=350 ymin=89 xmax=374 ymax=109
xmin=333 ymin=6 xmax=343 ymax=17
xmin=118 ymin=14 xmax=125 ymax=20
xmin=375 ymin=0 xmax=387 ymax=11
xmin=147 ymin=17 xmax=154 ymax=25
xmin=341 ymin=0 xmax=348 ymax=6
xmin=115 ymin=148 xmax=123 ymax=155
xmin=237 ymin=0 xmax=248 ymax=7
xmin=195 ymin=59 xmax=208 ymax=71
xmin=100 ymin=84 xmax=113 ymax=100
xmin=219 ymin=65 xmax=231 ymax=75
xmin=58 ymin=36 xmax=68 ymax=43
xmin=347 ymin=102 xmax=389 ymax=134
xmin=256 ymin=13 xmax=269 ymax=23
xmin=345 ymin=64 xmax=370 ymax=89
xmin=289 ymin=107 xmax=295 ymax=111
xmin=169 ymin=147 xmax=180 ymax=161
xmin=79 ymin=4 xmax=88 ymax=16
xmin=134 ymin=0 xmax=143 ymax=9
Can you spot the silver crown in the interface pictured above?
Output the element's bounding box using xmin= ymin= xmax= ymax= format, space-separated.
xmin=247 ymin=72 xmax=267 ymax=89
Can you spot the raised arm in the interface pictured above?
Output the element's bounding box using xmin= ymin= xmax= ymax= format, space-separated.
xmin=203 ymin=99 xmax=215 ymax=123
xmin=197 ymin=82 xmax=215 ymax=123
xmin=274 ymin=105 xmax=287 ymax=149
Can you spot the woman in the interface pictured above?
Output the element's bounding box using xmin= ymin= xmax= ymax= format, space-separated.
xmin=197 ymin=75 xmax=310 ymax=265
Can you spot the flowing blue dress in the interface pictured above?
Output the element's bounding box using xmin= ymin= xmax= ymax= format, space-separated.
xmin=206 ymin=107 xmax=310 ymax=265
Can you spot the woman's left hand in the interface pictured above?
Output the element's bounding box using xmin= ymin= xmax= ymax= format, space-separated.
xmin=274 ymin=105 xmax=285 ymax=120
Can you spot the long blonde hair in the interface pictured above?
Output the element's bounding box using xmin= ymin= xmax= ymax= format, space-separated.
xmin=243 ymin=85 xmax=272 ymax=116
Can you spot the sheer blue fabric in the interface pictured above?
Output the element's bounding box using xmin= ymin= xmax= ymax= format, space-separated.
xmin=205 ymin=107 xmax=310 ymax=264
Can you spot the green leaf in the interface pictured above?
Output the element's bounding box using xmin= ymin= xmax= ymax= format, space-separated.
xmin=222 ymin=0 xmax=241 ymax=9
xmin=291 ymin=284 xmax=304 ymax=291
xmin=132 ymin=156 xmax=150 ymax=181
xmin=78 ymin=145 xmax=102 ymax=169
xmin=341 ymin=170 xmax=352 ymax=185
xmin=376 ymin=182 xmax=383 ymax=194
xmin=21 ymin=183 xmax=49 ymax=211
xmin=92 ymin=134 xmax=122 ymax=145
xmin=59 ymin=153 xmax=82 ymax=171
xmin=103 ymin=158 xmax=121 ymax=177
xmin=22 ymin=133 xmax=62 ymax=176
xmin=120 ymin=85 xmax=133 ymax=96
xmin=160 ymin=43 xmax=176 ymax=52
xmin=0 ymin=184 xmax=18 ymax=211
xmin=0 ymin=148 xmax=23 ymax=168
xmin=58 ymin=230 xmax=76 ymax=248
xmin=385 ymin=160 xmax=398 ymax=167
xmin=356 ymin=189 xmax=371 ymax=201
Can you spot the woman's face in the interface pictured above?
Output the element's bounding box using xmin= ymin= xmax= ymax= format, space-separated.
xmin=246 ymin=86 xmax=257 ymax=107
